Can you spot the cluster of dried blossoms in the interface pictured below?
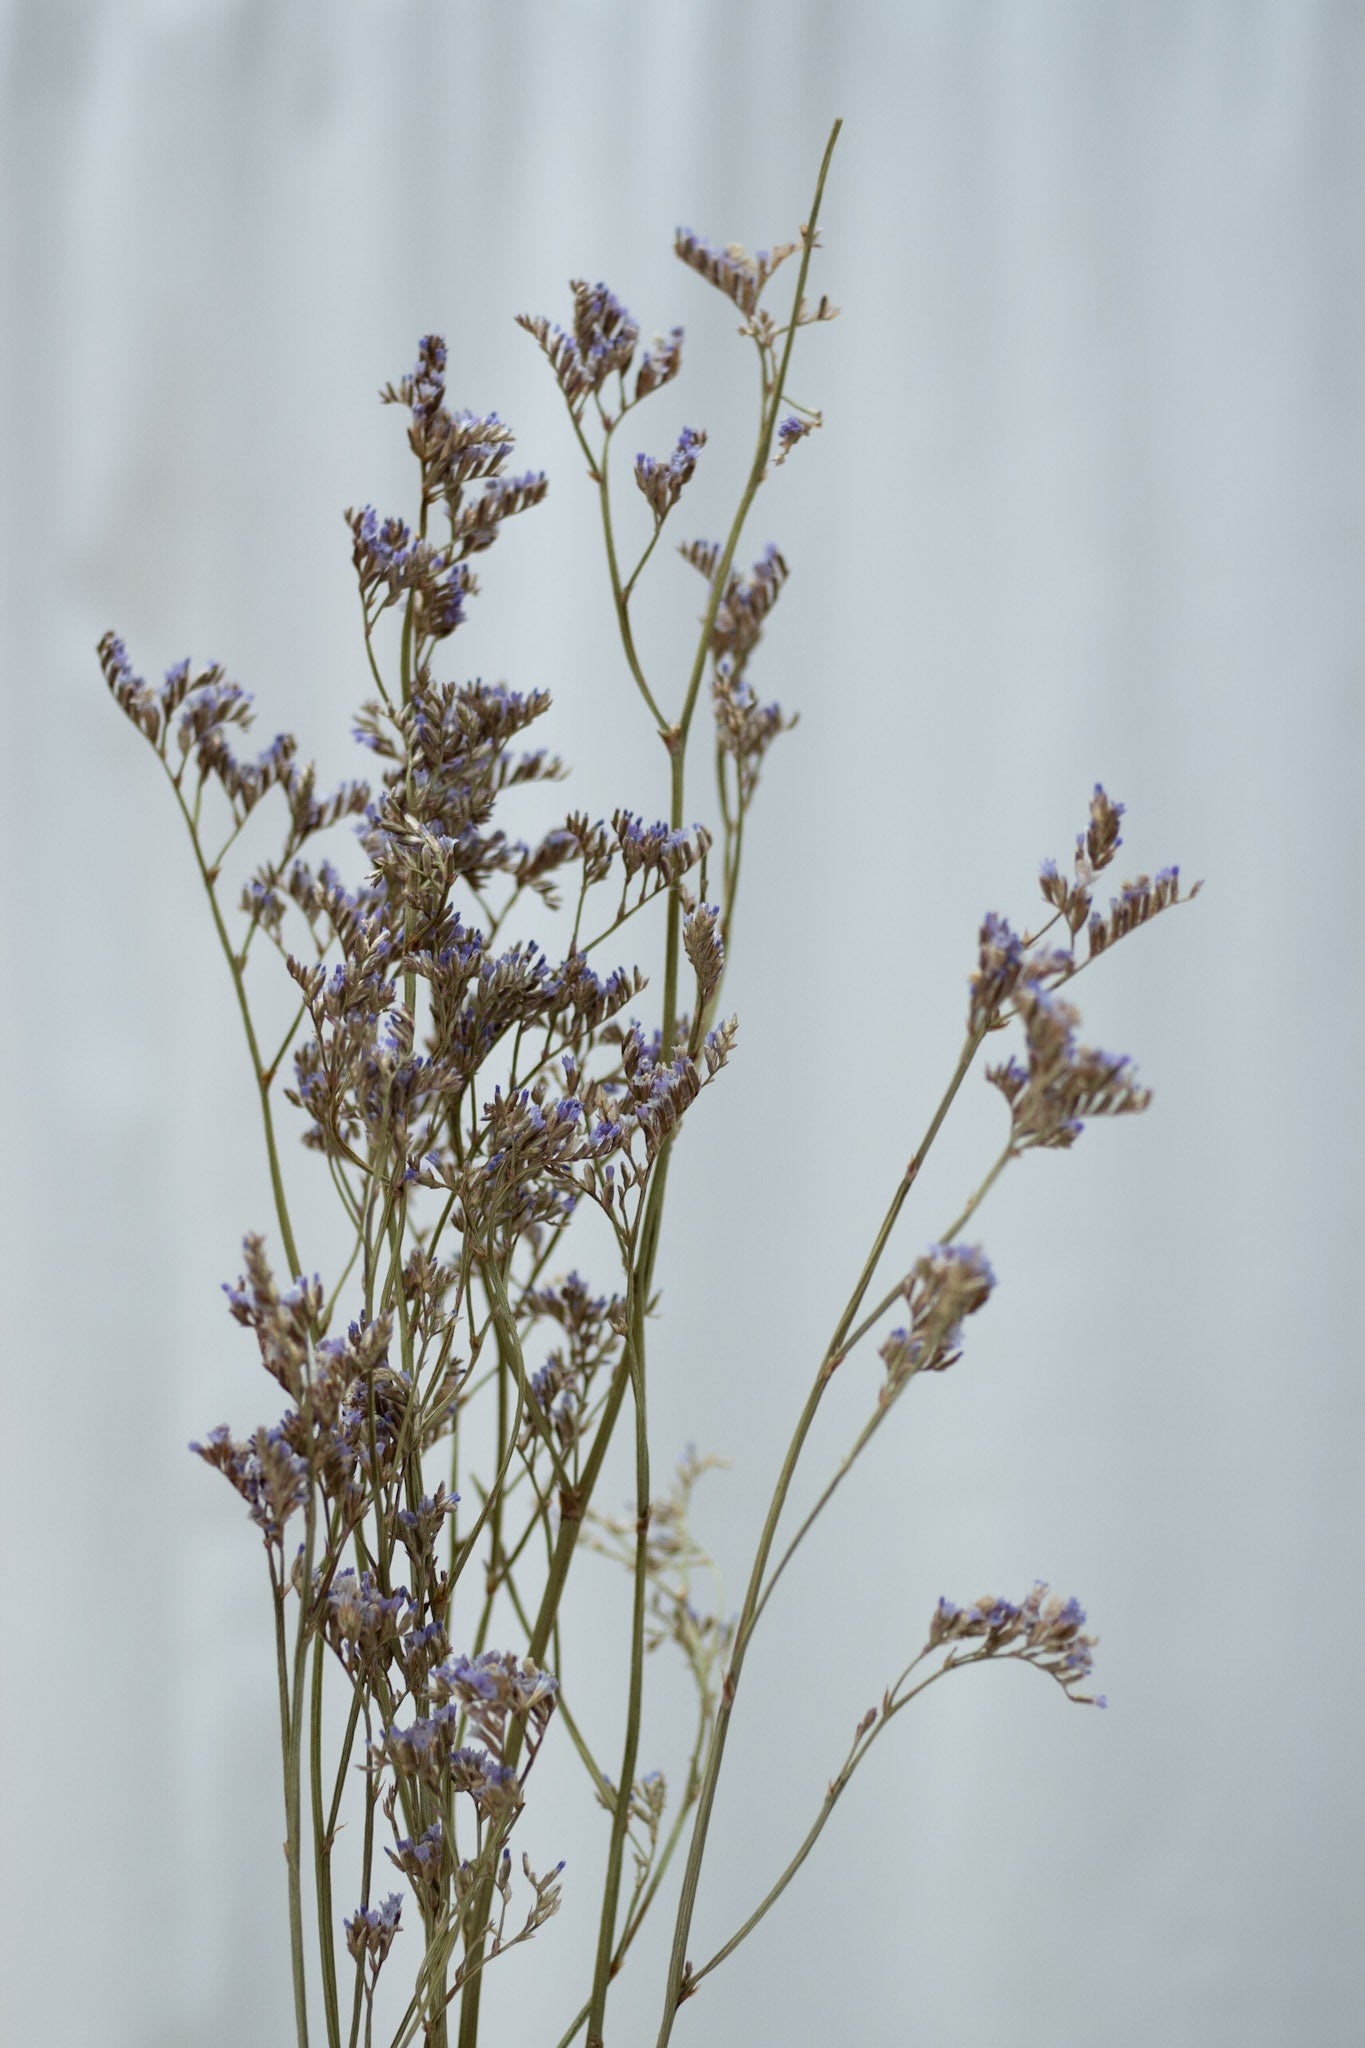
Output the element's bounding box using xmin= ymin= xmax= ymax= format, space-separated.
xmin=102 ymin=125 xmax=1195 ymax=2048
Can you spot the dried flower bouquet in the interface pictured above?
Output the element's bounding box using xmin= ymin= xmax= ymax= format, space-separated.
xmin=101 ymin=123 xmax=1196 ymax=2048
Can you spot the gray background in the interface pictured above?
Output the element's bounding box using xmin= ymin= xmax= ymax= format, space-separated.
xmin=2 ymin=2 xmax=1361 ymax=2044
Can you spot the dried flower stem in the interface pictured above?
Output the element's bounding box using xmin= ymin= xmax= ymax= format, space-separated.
xmin=653 ymin=1012 xmax=990 ymax=2044
xmin=580 ymin=124 xmax=846 ymax=2048
xmin=170 ymin=770 xmax=303 ymax=1277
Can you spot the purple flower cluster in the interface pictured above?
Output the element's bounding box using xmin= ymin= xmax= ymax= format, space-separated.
xmin=681 ymin=902 xmax=726 ymax=1011
xmin=222 ymin=1234 xmax=324 ymax=1397
xmin=879 ymin=1243 xmax=996 ymax=1396
xmin=383 ymin=335 xmax=547 ymax=537
xmin=521 ymin=1273 xmax=627 ymax=1460
xmin=385 ymin=1818 xmax=444 ymax=1905
xmin=673 ymin=228 xmax=799 ymax=317
xmin=322 ymin=1567 xmax=417 ymax=1683
xmin=378 ymin=1647 xmax=559 ymax=1840
xmin=516 ymin=281 xmax=643 ymax=422
xmin=774 ymin=410 xmax=820 ymax=464
xmin=1035 ymin=783 xmax=1198 ymax=959
xmin=634 ymin=425 xmax=707 ymax=522
xmin=346 ymin=504 xmax=472 ymax=638
xmin=967 ymin=785 xmax=1197 ymax=1149
xmin=926 ymin=1582 xmax=1105 ymax=1705
xmin=612 ymin=810 xmax=712 ymax=889
xmin=686 ymin=540 xmax=790 ymax=677
xmin=344 ymin=1892 xmax=403 ymax=1969
xmin=674 ymin=540 xmax=797 ymax=802
xmin=382 ymin=1717 xmax=520 ymax=1811
xmin=987 ymin=980 xmax=1151 ymax=1151
xmin=635 ymin=326 xmax=685 ymax=400
xmin=190 ymin=1422 xmax=309 ymax=1546
xmin=1087 ymin=865 xmax=1188 ymax=957
xmin=99 ymin=636 xmax=370 ymax=853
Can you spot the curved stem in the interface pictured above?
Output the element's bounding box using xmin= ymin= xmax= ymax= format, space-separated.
xmin=837 ymin=1133 xmax=1014 ymax=1366
xmin=573 ymin=412 xmax=668 ymax=730
xmin=686 ymin=1656 xmax=935 ymax=1992
xmin=653 ymin=1020 xmax=989 ymax=2044
xmin=165 ymin=763 xmax=302 ymax=1275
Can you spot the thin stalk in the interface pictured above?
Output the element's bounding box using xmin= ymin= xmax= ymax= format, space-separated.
xmin=500 ymin=1567 xmax=611 ymax=1799
xmin=346 ymin=1706 xmax=381 ymax=2048
xmin=754 ymin=1132 xmax=1018 ymax=1625
xmin=653 ymin=1020 xmax=989 ymax=2043
xmin=272 ymin=1562 xmax=311 ymax=2048
xmin=836 ymin=1134 xmax=1015 ymax=1366
xmin=166 ymin=767 xmax=302 ymax=1274
xmin=550 ymin=1683 xmax=714 ymax=2048
xmin=311 ymin=1630 xmax=343 ymax=2048
xmin=660 ymin=117 xmax=842 ymax=1054
xmin=456 ymin=1177 xmax=664 ymax=2048
xmin=454 ymin=1284 xmax=618 ymax=2047
xmin=287 ymin=1502 xmax=321 ymax=2034
xmin=583 ymin=1274 xmax=650 ymax=2048
xmin=686 ymin=1653 xmax=959 ymax=1991
xmin=569 ymin=411 xmax=667 ymax=730
xmin=325 ymin=1682 xmax=367 ymax=1847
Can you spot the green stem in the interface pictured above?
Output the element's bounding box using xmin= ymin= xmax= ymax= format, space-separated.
xmin=166 ymin=765 xmax=302 ymax=1275
xmin=571 ymin=411 xmax=667 ymax=729
xmin=346 ymin=1705 xmax=381 ymax=2048
xmin=272 ymin=1562 xmax=311 ymax=2048
xmin=653 ymin=1025 xmax=988 ymax=2044
xmin=326 ymin=1682 xmax=366 ymax=1847
xmin=584 ymin=1274 xmax=650 ymax=2048
xmin=660 ymin=117 xmax=842 ymax=1056
xmin=311 ymin=1631 xmax=343 ymax=2048
xmin=837 ymin=1133 xmax=1014 ymax=1366
xmin=686 ymin=1653 xmax=952 ymax=1992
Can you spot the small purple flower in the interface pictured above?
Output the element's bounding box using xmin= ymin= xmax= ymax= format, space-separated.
xmin=774 ymin=412 xmax=819 ymax=464
xmin=344 ymin=1892 xmax=403 ymax=1968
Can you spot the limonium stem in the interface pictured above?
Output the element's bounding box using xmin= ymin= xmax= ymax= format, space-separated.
xmin=312 ymin=1631 xmax=343 ymax=2048
xmin=168 ymin=768 xmax=302 ymax=1276
xmin=654 ymin=1022 xmax=990 ymax=2045
xmin=274 ymin=1567 xmax=311 ymax=2048
xmin=583 ymin=1283 xmax=650 ymax=2047
xmin=584 ymin=127 xmax=842 ymax=2011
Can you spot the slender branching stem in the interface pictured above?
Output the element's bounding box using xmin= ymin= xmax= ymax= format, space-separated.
xmin=653 ymin=1013 xmax=989 ymax=2044
xmin=838 ymin=1133 xmax=1016 ymax=1363
xmin=166 ymin=767 xmax=302 ymax=1275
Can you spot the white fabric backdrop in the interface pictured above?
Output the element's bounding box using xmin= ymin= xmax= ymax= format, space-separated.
xmin=2 ymin=3 xmax=1362 ymax=2045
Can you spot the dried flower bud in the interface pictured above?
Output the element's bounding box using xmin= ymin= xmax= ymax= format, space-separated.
xmin=517 ymin=280 xmax=639 ymax=420
xmin=879 ymin=1243 xmax=996 ymax=1396
xmin=674 ymin=228 xmax=799 ymax=316
xmin=683 ymin=903 xmax=725 ymax=1009
xmin=774 ymin=410 xmax=820 ymax=464
xmin=344 ymin=1893 xmax=403 ymax=1969
xmin=968 ymin=912 xmax=1026 ymax=1034
xmin=988 ymin=981 xmax=1150 ymax=1151
xmin=635 ymin=327 xmax=684 ymax=401
xmin=1079 ymin=782 xmax=1125 ymax=877
xmin=635 ymin=426 xmax=706 ymax=521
